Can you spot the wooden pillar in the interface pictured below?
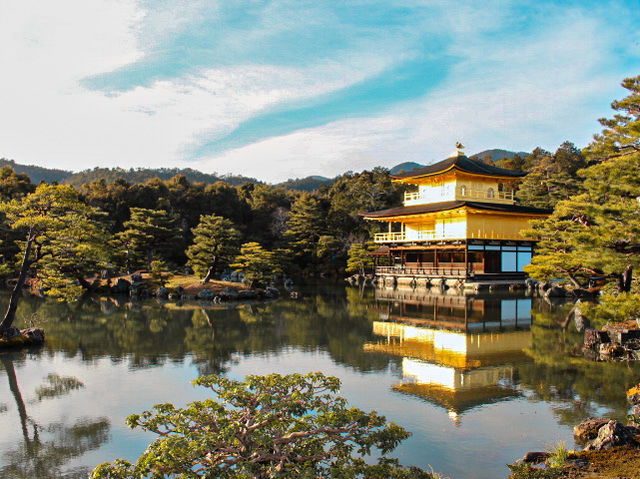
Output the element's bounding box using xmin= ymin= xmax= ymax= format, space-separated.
xmin=464 ymin=244 xmax=469 ymax=279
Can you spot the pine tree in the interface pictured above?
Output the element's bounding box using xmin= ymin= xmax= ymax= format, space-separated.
xmin=346 ymin=243 xmax=374 ymax=276
xmin=230 ymin=242 xmax=282 ymax=288
xmin=284 ymin=193 xmax=326 ymax=269
xmin=115 ymin=208 xmax=181 ymax=272
xmin=516 ymin=143 xmax=587 ymax=209
xmin=186 ymin=214 xmax=241 ymax=283
xmin=0 ymin=185 xmax=111 ymax=332
xmin=525 ymin=75 xmax=640 ymax=294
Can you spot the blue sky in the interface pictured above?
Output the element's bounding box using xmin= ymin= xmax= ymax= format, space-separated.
xmin=1 ymin=0 xmax=639 ymax=182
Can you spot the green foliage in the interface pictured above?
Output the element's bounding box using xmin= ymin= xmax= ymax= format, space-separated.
xmin=580 ymin=291 xmax=640 ymax=326
xmin=278 ymin=176 xmax=333 ymax=192
xmin=70 ymin=164 xmax=408 ymax=276
xmin=0 ymin=167 xmax=36 ymax=275
xmin=150 ymin=260 xmax=172 ymax=287
xmin=1 ymin=184 xmax=111 ymax=301
xmin=346 ymin=243 xmax=374 ymax=276
xmin=231 ymin=242 xmax=283 ymax=287
xmin=517 ymin=143 xmax=587 ymax=209
xmin=524 ymin=75 xmax=640 ymax=292
xmin=65 ymin=166 xmax=257 ymax=188
xmin=507 ymin=462 xmax=565 ymax=479
xmin=588 ymin=75 xmax=640 ymax=159
xmin=186 ymin=214 xmax=241 ymax=279
xmin=115 ymin=207 xmax=181 ymax=271
xmin=284 ymin=193 xmax=327 ymax=269
xmin=546 ymin=441 xmax=569 ymax=469
xmin=0 ymin=165 xmax=35 ymax=202
xmin=35 ymin=374 xmax=84 ymax=401
xmin=324 ymin=168 xmax=404 ymax=242
xmin=91 ymin=373 xmax=433 ymax=479
xmin=0 ymin=157 xmax=70 ymax=184
xmin=316 ymin=235 xmax=344 ymax=273
xmin=494 ymin=152 xmax=527 ymax=171
xmin=238 ymin=183 xmax=291 ymax=248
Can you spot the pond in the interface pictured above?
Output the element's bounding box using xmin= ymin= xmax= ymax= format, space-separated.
xmin=1 ymin=284 xmax=638 ymax=479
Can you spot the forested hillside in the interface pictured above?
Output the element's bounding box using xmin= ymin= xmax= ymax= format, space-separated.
xmin=0 ymin=158 xmax=70 ymax=184
xmin=277 ymin=176 xmax=334 ymax=191
xmin=0 ymin=140 xmax=585 ymax=282
xmin=63 ymin=167 xmax=257 ymax=187
xmin=2 ymin=147 xmax=531 ymax=192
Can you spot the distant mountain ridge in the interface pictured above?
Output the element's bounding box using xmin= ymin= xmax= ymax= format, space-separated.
xmin=0 ymin=158 xmax=71 ymax=184
xmin=63 ymin=167 xmax=257 ymax=187
xmin=1 ymin=147 xmax=530 ymax=191
xmin=278 ymin=175 xmax=333 ymax=191
xmin=389 ymin=162 xmax=424 ymax=175
xmin=0 ymin=158 xmax=258 ymax=187
xmin=0 ymin=157 xmax=335 ymax=191
xmin=388 ymin=149 xmax=530 ymax=175
xmin=470 ymin=149 xmax=530 ymax=162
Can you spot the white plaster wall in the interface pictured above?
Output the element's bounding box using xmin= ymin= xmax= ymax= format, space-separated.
xmin=435 ymin=217 xmax=466 ymax=239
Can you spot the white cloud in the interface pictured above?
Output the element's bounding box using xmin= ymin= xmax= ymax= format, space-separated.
xmin=0 ymin=0 xmax=396 ymax=172
xmin=187 ymin=115 xmax=407 ymax=183
xmin=0 ymin=0 xmax=636 ymax=182
xmin=189 ymin=7 xmax=632 ymax=182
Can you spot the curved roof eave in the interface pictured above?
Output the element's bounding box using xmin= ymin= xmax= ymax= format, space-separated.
xmin=391 ymin=155 xmax=527 ymax=181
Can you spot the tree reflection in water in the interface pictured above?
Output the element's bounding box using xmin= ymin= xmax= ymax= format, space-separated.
xmin=516 ymin=305 xmax=640 ymax=424
xmin=0 ymin=353 xmax=110 ymax=479
xmin=0 ymin=285 xmax=639 ymax=474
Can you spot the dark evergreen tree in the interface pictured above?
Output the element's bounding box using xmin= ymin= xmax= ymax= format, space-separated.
xmin=284 ymin=193 xmax=326 ymax=270
xmin=186 ymin=214 xmax=241 ymax=283
xmin=517 ymin=142 xmax=587 ymax=209
xmin=115 ymin=207 xmax=181 ymax=272
xmin=231 ymin=242 xmax=283 ymax=288
xmin=0 ymin=185 xmax=111 ymax=332
xmin=525 ymin=74 xmax=640 ymax=295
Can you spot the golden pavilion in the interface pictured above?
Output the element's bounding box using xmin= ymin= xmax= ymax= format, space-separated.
xmin=361 ymin=149 xmax=550 ymax=282
xmin=365 ymin=289 xmax=533 ymax=423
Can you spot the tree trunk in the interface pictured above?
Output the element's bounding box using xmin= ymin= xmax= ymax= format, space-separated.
xmin=147 ymin=249 xmax=153 ymax=272
xmin=126 ymin=248 xmax=132 ymax=274
xmin=202 ymin=267 xmax=214 ymax=284
xmin=567 ymin=273 xmax=583 ymax=289
xmin=0 ymin=234 xmax=34 ymax=333
xmin=202 ymin=257 xmax=217 ymax=284
xmin=76 ymin=275 xmax=93 ymax=291
xmin=615 ymin=265 xmax=633 ymax=293
xmin=0 ymin=355 xmax=30 ymax=444
xmin=623 ymin=265 xmax=633 ymax=292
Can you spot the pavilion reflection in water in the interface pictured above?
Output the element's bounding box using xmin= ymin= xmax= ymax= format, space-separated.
xmin=364 ymin=287 xmax=533 ymax=424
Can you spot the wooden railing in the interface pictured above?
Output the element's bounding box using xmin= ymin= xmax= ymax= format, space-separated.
xmin=374 ymin=231 xmax=442 ymax=243
xmin=376 ymin=266 xmax=467 ymax=278
xmin=465 ymin=190 xmax=515 ymax=201
xmin=403 ymin=189 xmax=515 ymax=205
xmin=374 ymin=232 xmax=407 ymax=242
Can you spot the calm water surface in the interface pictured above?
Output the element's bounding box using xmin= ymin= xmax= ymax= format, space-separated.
xmin=1 ymin=284 xmax=638 ymax=479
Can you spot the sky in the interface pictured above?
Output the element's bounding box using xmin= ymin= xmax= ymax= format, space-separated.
xmin=1 ymin=1 xmax=639 ymax=183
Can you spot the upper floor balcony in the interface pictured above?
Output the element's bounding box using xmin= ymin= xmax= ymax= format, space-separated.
xmin=374 ymin=231 xmax=442 ymax=243
xmin=404 ymin=187 xmax=515 ymax=206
